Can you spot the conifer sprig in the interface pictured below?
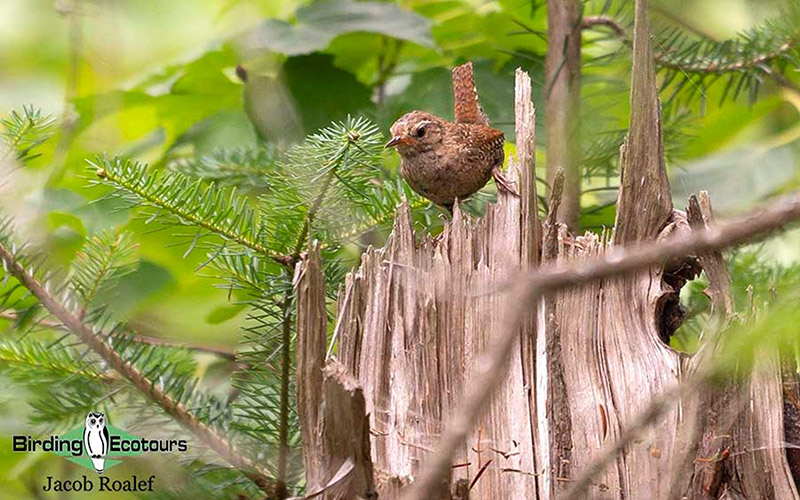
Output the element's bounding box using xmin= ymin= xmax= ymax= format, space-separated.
xmin=0 ymin=105 xmax=55 ymax=164
xmin=170 ymin=146 xmax=280 ymax=191
xmin=71 ymin=231 xmax=138 ymax=316
xmin=87 ymin=157 xmax=293 ymax=266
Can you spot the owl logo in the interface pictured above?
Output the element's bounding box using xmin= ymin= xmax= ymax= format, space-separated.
xmin=83 ymin=412 xmax=109 ymax=474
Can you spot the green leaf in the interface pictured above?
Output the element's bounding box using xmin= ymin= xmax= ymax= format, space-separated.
xmin=283 ymin=54 xmax=374 ymax=134
xmin=241 ymin=0 xmax=435 ymax=56
xmin=206 ymin=303 xmax=247 ymax=324
xmin=102 ymin=260 xmax=176 ymax=320
xmin=72 ymin=47 xmax=242 ymax=158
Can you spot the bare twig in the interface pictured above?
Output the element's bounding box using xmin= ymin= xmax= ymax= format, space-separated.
xmin=401 ymin=190 xmax=800 ymax=500
xmin=277 ymin=286 xmax=294 ymax=498
xmin=581 ymin=15 xmax=625 ymax=36
xmin=0 ymin=244 xmax=280 ymax=497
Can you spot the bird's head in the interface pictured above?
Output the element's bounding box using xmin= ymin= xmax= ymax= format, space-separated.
xmin=385 ymin=111 xmax=445 ymax=155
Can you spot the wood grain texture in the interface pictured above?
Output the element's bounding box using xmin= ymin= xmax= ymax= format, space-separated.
xmin=687 ymin=191 xmax=735 ymax=318
xmin=613 ymin=0 xmax=672 ymax=244
xmin=296 ymin=242 xmax=376 ymax=500
xmin=333 ymin=189 xmax=537 ymax=500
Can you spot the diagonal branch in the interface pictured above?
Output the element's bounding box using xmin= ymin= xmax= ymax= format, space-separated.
xmin=0 ymin=244 xmax=280 ymax=497
xmin=401 ymin=189 xmax=800 ymax=500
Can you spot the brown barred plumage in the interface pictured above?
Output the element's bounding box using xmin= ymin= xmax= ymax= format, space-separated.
xmin=385 ymin=62 xmax=517 ymax=211
xmin=386 ymin=111 xmax=514 ymax=209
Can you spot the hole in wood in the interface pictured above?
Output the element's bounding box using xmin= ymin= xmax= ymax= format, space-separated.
xmin=657 ymin=257 xmax=702 ymax=345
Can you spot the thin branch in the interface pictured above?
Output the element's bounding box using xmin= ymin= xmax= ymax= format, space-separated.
xmin=276 ymin=286 xmax=294 ymax=498
xmin=0 ymin=246 xmax=280 ymax=497
xmin=655 ymin=41 xmax=795 ymax=75
xmin=581 ymin=15 xmax=625 ymax=36
xmin=401 ymin=189 xmax=800 ymax=500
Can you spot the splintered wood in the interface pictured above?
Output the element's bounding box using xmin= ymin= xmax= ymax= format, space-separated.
xmin=293 ymin=0 xmax=800 ymax=497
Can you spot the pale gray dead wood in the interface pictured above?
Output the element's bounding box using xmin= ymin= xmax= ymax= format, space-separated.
xmin=687 ymin=191 xmax=735 ymax=318
xmin=515 ymin=66 xmax=543 ymax=500
xmin=667 ymin=193 xmax=736 ymax=500
xmin=329 ymin=64 xmax=538 ymax=500
xmin=542 ymin=169 xmax=572 ymax=498
xmin=667 ymin=194 xmax=798 ymax=500
xmin=406 ymin=189 xmax=800 ymax=500
xmin=555 ymin=0 xmax=681 ymax=497
xmin=516 ymin=67 xmax=540 ymax=268
xmin=296 ymin=242 xmax=376 ymax=500
xmin=613 ymin=0 xmax=672 ymax=245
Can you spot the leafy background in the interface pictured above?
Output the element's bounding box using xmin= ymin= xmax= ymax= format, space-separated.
xmin=1 ymin=0 xmax=800 ymax=498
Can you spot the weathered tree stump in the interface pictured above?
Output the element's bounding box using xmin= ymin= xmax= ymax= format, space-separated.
xmin=293 ymin=0 xmax=800 ymax=498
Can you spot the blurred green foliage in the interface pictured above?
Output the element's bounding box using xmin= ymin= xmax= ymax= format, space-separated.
xmin=1 ymin=0 xmax=800 ymax=498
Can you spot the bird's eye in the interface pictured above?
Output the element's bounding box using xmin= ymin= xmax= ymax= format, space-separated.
xmin=90 ymin=419 xmax=96 ymax=425
xmin=415 ymin=126 xmax=426 ymax=138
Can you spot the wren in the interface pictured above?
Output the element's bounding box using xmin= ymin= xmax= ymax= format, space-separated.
xmin=385 ymin=62 xmax=516 ymax=211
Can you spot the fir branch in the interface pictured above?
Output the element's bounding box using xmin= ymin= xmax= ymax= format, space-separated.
xmin=0 ymin=337 xmax=117 ymax=384
xmin=582 ymin=2 xmax=800 ymax=104
xmin=270 ymin=116 xmax=387 ymax=251
xmin=0 ymin=239 xmax=281 ymax=496
xmin=170 ymin=146 xmax=280 ymax=191
xmin=274 ymin=125 xmax=364 ymax=490
xmin=1 ymin=105 xmax=55 ymax=164
xmin=0 ymin=310 xmax=238 ymax=360
xmin=71 ymin=230 xmax=137 ymax=317
xmin=88 ymin=157 xmax=294 ymax=267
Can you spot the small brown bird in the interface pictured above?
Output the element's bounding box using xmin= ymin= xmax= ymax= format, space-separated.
xmin=385 ymin=63 xmax=516 ymax=211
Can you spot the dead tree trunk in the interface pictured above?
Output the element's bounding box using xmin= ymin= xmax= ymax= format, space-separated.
xmin=293 ymin=0 xmax=800 ymax=498
xmin=545 ymin=0 xmax=582 ymax=231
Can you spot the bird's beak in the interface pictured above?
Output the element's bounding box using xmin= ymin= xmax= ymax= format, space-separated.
xmin=385 ymin=136 xmax=408 ymax=148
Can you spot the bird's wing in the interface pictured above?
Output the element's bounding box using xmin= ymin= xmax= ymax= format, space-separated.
xmin=101 ymin=426 xmax=109 ymax=455
xmin=452 ymin=62 xmax=490 ymax=126
xmin=460 ymin=127 xmax=505 ymax=166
